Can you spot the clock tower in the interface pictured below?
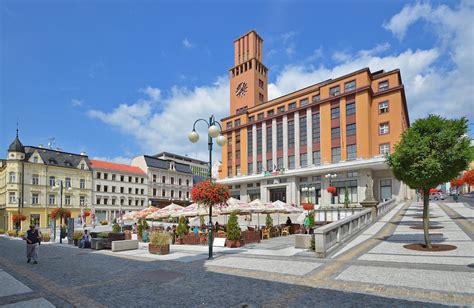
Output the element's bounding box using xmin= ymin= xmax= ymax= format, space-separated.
xmin=229 ymin=30 xmax=268 ymax=115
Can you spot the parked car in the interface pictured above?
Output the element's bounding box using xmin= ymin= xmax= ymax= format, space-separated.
xmin=429 ymin=192 xmax=446 ymax=201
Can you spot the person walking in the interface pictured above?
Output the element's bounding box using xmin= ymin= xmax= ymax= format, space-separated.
xmin=25 ymin=224 xmax=41 ymax=264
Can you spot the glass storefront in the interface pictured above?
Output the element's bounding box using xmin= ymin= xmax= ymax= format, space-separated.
xmin=300 ymin=183 xmax=321 ymax=204
xmin=332 ymin=180 xmax=358 ymax=204
xmin=247 ymin=189 xmax=260 ymax=201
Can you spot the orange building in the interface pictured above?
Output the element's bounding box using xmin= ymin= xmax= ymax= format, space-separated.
xmin=218 ymin=30 xmax=413 ymax=205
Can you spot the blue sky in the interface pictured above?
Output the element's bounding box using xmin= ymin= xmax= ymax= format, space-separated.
xmin=1 ymin=0 xmax=473 ymax=163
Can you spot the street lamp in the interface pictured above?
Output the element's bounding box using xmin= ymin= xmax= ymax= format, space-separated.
xmin=52 ymin=180 xmax=72 ymax=244
xmin=188 ymin=115 xmax=226 ymax=260
xmin=325 ymin=173 xmax=337 ymax=204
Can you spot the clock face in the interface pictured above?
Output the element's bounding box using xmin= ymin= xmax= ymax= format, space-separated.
xmin=235 ymin=81 xmax=248 ymax=97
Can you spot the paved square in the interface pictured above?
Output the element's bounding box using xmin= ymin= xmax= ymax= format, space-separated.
xmin=0 ymin=270 xmax=32 ymax=297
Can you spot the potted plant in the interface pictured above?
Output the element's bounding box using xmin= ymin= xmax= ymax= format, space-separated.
xmin=327 ymin=186 xmax=337 ymax=194
xmin=302 ymin=203 xmax=314 ymax=211
xmin=226 ymin=212 xmax=243 ymax=248
xmin=344 ymin=187 xmax=350 ymax=208
xmin=73 ymin=231 xmax=82 ymax=246
xmin=176 ymin=216 xmax=188 ymax=244
xmin=148 ymin=231 xmax=171 ymax=254
xmin=42 ymin=233 xmax=51 ymax=242
xmin=7 ymin=230 xmax=16 ymax=237
xmin=265 ymin=213 xmax=273 ymax=229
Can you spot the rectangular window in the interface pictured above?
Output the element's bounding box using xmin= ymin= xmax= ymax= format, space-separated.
xmin=97 ymin=172 xmax=101 ymax=179
xmin=104 ymin=173 xmax=108 ymax=180
xmin=49 ymin=195 xmax=55 ymax=205
xmin=227 ymin=135 xmax=232 ymax=146
xmin=288 ymin=102 xmax=296 ymax=110
xmin=288 ymin=155 xmax=295 ymax=169
xmin=330 ymin=85 xmax=340 ymax=96
xmin=32 ymin=174 xmax=39 ymax=185
xmin=112 ymin=174 xmax=116 ymax=181
xmin=346 ymin=102 xmax=356 ymax=115
xmin=65 ymin=195 xmax=71 ymax=205
xmin=331 ymin=127 xmax=340 ymax=139
xmin=153 ymin=174 xmax=156 ymax=182
xmin=162 ymin=176 xmax=166 ymax=183
xmin=300 ymin=116 xmax=307 ymax=145
xmin=235 ymin=119 xmax=241 ymax=127
xmin=278 ymin=106 xmax=285 ymax=113
xmin=312 ymin=94 xmax=320 ymax=103
xmin=112 ymin=186 xmax=116 ymax=193
xmin=267 ymin=110 xmax=274 ymax=117
xmin=259 ymin=93 xmax=264 ymax=102
xmin=171 ymin=177 xmax=174 ymax=185
xmin=248 ymin=116 xmax=254 ymax=123
xmin=236 ymin=165 xmax=241 ymax=176
xmin=120 ymin=187 xmax=124 ymax=193
xmin=128 ymin=187 xmax=132 ymax=194
xmin=9 ymin=192 xmax=16 ymax=203
xmin=379 ymin=101 xmax=389 ymax=113
xmin=379 ymin=122 xmax=390 ymax=135
xmin=312 ymin=113 xmax=320 ymax=142
xmin=120 ymin=175 xmax=124 ymax=182
xmin=32 ymin=194 xmax=39 ymax=204
xmin=288 ymin=120 xmax=295 ymax=148
xmin=248 ymin=163 xmax=253 ymax=174
xmin=267 ymin=159 xmax=273 ymax=171
xmin=179 ymin=178 xmax=182 ymax=185
xmin=9 ymin=172 xmax=16 ymax=183
xmin=300 ymin=153 xmax=308 ymax=167
xmin=300 ymin=98 xmax=309 ymax=107
xmin=236 ymin=150 xmax=240 ymax=159
xmin=346 ymin=123 xmax=356 ymax=136
xmin=162 ymin=189 xmax=166 ymax=197
xmin=80 ymin=179 xmax=85 ymax=189
xmin=257 ymin=113 xmax=264 ymax=120
xmin=332 ymin=147 xmax=341 ymax=162
xmin=49 ymin=176 xmax=55 ymax=186
xmin=235 ymin=133 xmax=240 ymax=145
xmin=277 ymin=157 xmax=284 ymax=169
xmin=104 ymin=185 xmax=108 ymax=192
xmin=259 ymin=79 xmax=264 ymax=89
xmin=347 ymin=144 xmax=357 ymax=160
xmin=266 ymin=125 xmax=272 ymax=152
xmin=65 ymin=177 xmax=71 ymax=188
xmin=379 ymin=143 xmax=390 ymax=154
xmin=257 ymin=161 xmax=263 ymax=173
xmin=379 ymin=80 xmax=389 ymax=91
xmin=312 ymin=151 xmax=321 ymax=165
xmin=331 ymin=106 xmax=340 ymax=119
xmin=344 ymin=80 xmax=356 ymax=92
xmin=80 ymin=196 xmax=85 ymax=206
xmin=228 ymin=167 xmax=232 ymax=177
xmin=256 ymin=128 xmax=262 ymax=155
xmin=277 ymin=123 xmax=283 ymax=150
xmin=226 ymin=122 xmax=232 ymax=129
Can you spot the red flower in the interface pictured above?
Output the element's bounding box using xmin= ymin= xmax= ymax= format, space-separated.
xmin=192 ymin=180 xmax=230 ymax=207
xmin=50 ymin=208 xmax=72 ymax=219
xmin=302 ymin=203 xmax=314 ymax=211
xmin=327 ymin=186 xmax=337 ymax=194
xmin=462 ymin=170 xmax=474 ymax=186
xmin=12 ymin=214 xmax=27 ymax=222
xmin=450 ymin=177 xmax=464 ymax=188
xmin=84 ymin=210 xmax=91 ymax=217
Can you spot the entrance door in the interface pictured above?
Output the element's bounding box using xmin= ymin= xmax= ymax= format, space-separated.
xmin=380 ymin=179 xmax=392 ymax=202
xmin=270 ymin=188 xmax=286 ymax=202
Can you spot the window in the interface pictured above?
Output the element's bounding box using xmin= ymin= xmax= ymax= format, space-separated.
xmin=288 ymin=120 xmax=295 ymax=148
xmin=259 ymin=93 xmax=264 ymax=102
xmin=186 ymin=191 xmax=190 ymax=199
xmin=228 ymin=166 xmax=232 ymax=177
xmin=277 ymin=123 xmax=283 ymax=150
xmin=300 ymin=98 xmax=309 ymax=107
xmin=300 ymin=153 xmax=308 ymax=167
xmin=120 ymin=187 xmax=124 ymax=193
xmin=248 ymin=163 xmax=253 ymax=174
xmin=112 ymin=186 xmax=116 ymax=193
xmin=288 ymin=155 xmax=295 ymax=169
xmin=278 ymin=106 xmax=285 ymax=113
xmin=65 ymin=177 xmax=71 ymax=188
xmin=162 ymin=189 xmax=166 ymax=197
xmin=333 ymin=180 xmax=358 ymax=203
xmin=235 ymin=133 xmax=240 ymax=145
xmin=153 ymin=174 xmax=156 ymax=182
xmin=135 ymin=188 xmax=139 ymax=194
xmin=346 ymin=102 xmax=356 ymax=115
xmin=312 ymin=113 xmax=320 ymax=142
xmin=141 ymin=189 xmax=144 ymax=195
xmin=257 ymin=113 xmax=264 ymax=120
xmin=248 ymin=116 xmax=254 ymax=123
xmin=153 ymin=188 xmax=157 ymax=196
xmin=104 ymin=185 xmax=109 ymax=192
xmin=288 ymin=102 xmax=296 ymax=110
xmin=266 ymin=159 xmax=273 ymax=171
xmin=128 ymin=199 xmax=132 ymax=206
xmin=141 ymin=178 xmax=144 ymax=184
xmin=267 ymin=110 xmax=274 ymax=117
xmin=259 ymin=79 xmax=264 ymax=89
xmin=32 ymin=174 xmax=39 ymax=185
xmin=128 ymin=187 xmax=132 ymax=194
xmin=9 ymin=192 xmax=16 ymax=203
xmin=346 ymin=123 xmax=356 ymax=136
xmin=104 ymin=173 xmax=108 ymax=180
xmin=112 ymin=199 xmax=116 ymax=205
xmin=332 ymin=147 xmax=341 ymax=162
xmin=33 ymin=156 xmax=38 ymax=163
xmin=235 ymin=119 xmax=241 ymax=127
xmin=312 ymin=94 xmax=320 ymax=103
xmin=171 ymin=177 xmax=174 ymax=185
xmin=277 ymin=157 xmax=284 ymax=169
xmin=379 ymin=80 xmax=389 ymax=91
xmin=8 ymin=172 xmax=16 ymax=183
xmin=266 ymin=125 xmax=272 ymax=152
xmin=347 ymin=144 xmax=357 ymax=160
xmin=96 ymin=184 xmax=101 ymax=191
xmin=162 ymin=176 xmax=166 ymax=183
xmin=97 ymin=172 xmax=101 ymax=179
xmin=236 ymin=150 xmax=240 ymax=159
xmin=257 ymin=161 xmax=263 ymax=173
xmin=247 ymin=130 xmax=253 ymax=156
xmin=344 ymin=80 xmax=356 ymax=92
xmin=49 ymin=176 xmax=55 ymax=186
xmin=129 ymin=176 xmax=132 ymax=182
xmin=380 ymin=179 xmax=392 ymax=201
xmin=120 ymin=175 xmax=124 ymax=182
xmin=331 ymin=127 xmax=340 ymax=139
xmin=330 ymin=85 xmax=340 ymax=96
xmin=236 ymin=165 xmax=241 ymax=176
xmin=300 ymin=116 xmax=307 ymax=145
xmin=171 ymin=190 xmax=175 ymax=198
xmin=179 ymin=191 xmax=182 ymax=199
xmin=226 ymin=122 xmax=232 ymax=129
xmin=312 ymin=151 xmax=321 ymax=165
xmin=65 ymin=195 xmax=71 ymax=205
xmin=347 ymin=171 xmax=358 ymax=178
xmin=331 ymin=106 xmax=340 ymax=119
xmin=80 ymin=163 xmax=85 ymax=170
xmin=227 ymin=135 xmax=232 ymax=146
xmin=379 ymin=143 xmax=390 ymax=154
xmin=186 ymin=179 xmax=190 ymax=186
xmin=256 ymin=128 xmax=262 ymax=154
xmin=49 ymin=195 xmax=55 ymax=205
xmin=32 ymin=194 xmax=39 ymax=204
xmin=135 ymin=177 xmax=139 ymax=183
xmin=379 ymin=122 xmax=389 ymax=135
xmin=112 ymin=174 xmax=116 ymax=181
xmin=80 ymin=179 xmax=85 ymax=189
xmin=179 ymin=178 xmax=182 ymax=185
xmin=379 ymin=101 xmax=389 ymax=113
xmin=80 ymin=196 xmax=85 ymax=206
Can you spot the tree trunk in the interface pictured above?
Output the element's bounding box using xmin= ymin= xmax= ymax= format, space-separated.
xmin=422 ymin=190 xmax=432 ymax=249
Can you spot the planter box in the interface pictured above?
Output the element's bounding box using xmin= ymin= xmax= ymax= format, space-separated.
xmin=149 ymin=244 xmax=170 ymax=255
xmin=241 ymin=230 xmax=260 ymax=244
xmin=91 ymin=238 xmax=107 ymax=250
xmin=226 ymin=239 xmax=244 ymax=248
xmin=295 ymin=234 xmax=313 ymax=249
xmin=108 ymin=232 xmax=125 ymax=242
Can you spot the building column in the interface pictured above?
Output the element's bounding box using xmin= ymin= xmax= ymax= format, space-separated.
xmin=294 ymin=111 xmax=300 ymax=167
xmin=262 ymin=121 xmax=267 ymax=170
xmin=306 ymin=109 xmax=313 ymax=165
xmin=283 ymin=115 xmax=288 ymax=169
xmin=252 ymin=124 xmax=257 ymax=174
xmin=288 ymin=177 xmax=297 ymax=205
xmin=260 ymin=181 xmax=267 ymax=202
xmin=321 ymin=176 xmax=332 ymax=205
xmin=272 ymin=118 xmax=277 ymax=166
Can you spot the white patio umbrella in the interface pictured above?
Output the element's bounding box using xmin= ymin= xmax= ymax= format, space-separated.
xmin=148 ymin=203 xmax=184 ymax=219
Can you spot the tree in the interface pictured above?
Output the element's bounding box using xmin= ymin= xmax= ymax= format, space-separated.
xmin=176 ymin=216 xmax=188 ymax=238
xmin=462 ymin=170 xmax=474 ymax=186
xmin=387 ymin=115 xmax=470 ymax=248
xmin=265 ymin=214 xmax=273 ymax=229
xmin=226 ymin=212 xmax=241 ymax=241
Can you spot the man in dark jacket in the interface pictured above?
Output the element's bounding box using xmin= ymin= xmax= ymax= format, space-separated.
xmin=25 ymin=224 xmax=41 ymax=264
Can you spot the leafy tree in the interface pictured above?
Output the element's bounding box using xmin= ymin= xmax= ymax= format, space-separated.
xmin=176 ymin=216 xmax=188 ymax=238
xmin=265 ymin=214 xmax=273 ymax=229
xmin=387 ymin=115 xmax=470 ymax=248
xmin=226 ymin=212 xmax=241 ymax=241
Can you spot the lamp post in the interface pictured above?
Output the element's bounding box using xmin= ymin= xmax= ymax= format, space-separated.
xmin=188 ymin=115 xmax=226 ymax=260
xmin=52 ymin=180 xmax=72 ymax=244
xmin=325 ymin=173 xmax=337 ymax=204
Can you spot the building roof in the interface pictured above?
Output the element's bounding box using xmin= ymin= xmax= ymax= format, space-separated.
xmin=154 ymin=151 xmax=208 ymax=165
xmin=144 ymin=155 xmax=192 ymax=174
xmin=24 ymin=146 xmax=91 ymax=169
xmin=89 ymin=159 xmax=146 ymax=175
xmin=8 ymin=130 xmax=25 ymax=153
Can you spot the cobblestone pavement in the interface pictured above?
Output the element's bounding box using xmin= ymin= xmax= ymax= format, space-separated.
xmin=0 ymin=200 xmax=472 ymax=307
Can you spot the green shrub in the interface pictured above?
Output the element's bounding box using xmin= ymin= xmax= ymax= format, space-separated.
xmin=97 ymin=232 xmax=109 ymax=239
xmin=150 ymin=231 xmax=171 ymax=246
xmin=42 ymin=233 xmax=51 ymax=242
xmin=112 ymin=222 xmax=121 ymax=232
xmin=100 ymin=220 xmax=108 ymax=225
xmin=73 ymin=231 xmax=83 ymax=241
xmin=265 ymin=214 xmax=273 ymax=229
xmin=18 ymin=231 xmax=26 ymax=237
xmin=0 ymin=228 xmax=5 ymax=234
xmin=7 ymin=230 xmax=16 ymax=236
xmin=176 ymin=216 xmax=188 ymax=238
xmin=226 ymin=212 xmax=241 ymax=241
xmin=310 ymin=235 xmax=315 ymax=251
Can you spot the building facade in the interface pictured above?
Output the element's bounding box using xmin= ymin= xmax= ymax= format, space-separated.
xmin=218 ymin=30 xmax=413 ymax=205
xmin=0 ymin=132 xmax=93 ymax=230
xmin=131 ymin=155 xmax=193 ymax=207
xmin=89 ymin=160 xmax=148 ymax=222
xmin=154 ymin=152 xmax=209 ymax=178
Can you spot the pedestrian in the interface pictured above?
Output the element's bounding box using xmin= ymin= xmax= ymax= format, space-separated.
xmin=133 ymin=223 xmax=138 ymax=234
xmin=286 ymin=216 xmax=292 ymax=226
xmin=24 ymin=224 xmax=41 ymax=264
xmin=304 ymin=215 xmax=310 ymax=233
xmin=79 ymin=230 xmax=90 ymax=248
xmin=171 ymin=225 xmax=176 ymax=244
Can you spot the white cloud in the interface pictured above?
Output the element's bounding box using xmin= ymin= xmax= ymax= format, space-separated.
xmin=71 ymin=99 xmax=83 ymax=107
xmin=182 ymin=38 xmax=194 ymax=49
xmin=91 ymin=156 xmax=132 ymax=165
xmin=383 ymin=2 xmax=432 ymax=40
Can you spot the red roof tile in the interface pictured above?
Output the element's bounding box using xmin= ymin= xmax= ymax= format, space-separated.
xmin=89 ymin=160 xmax=146 ymax=175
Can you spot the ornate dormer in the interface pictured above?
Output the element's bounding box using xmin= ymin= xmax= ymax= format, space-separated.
xmin=7 ymin=129 xmax=25 ymax=161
